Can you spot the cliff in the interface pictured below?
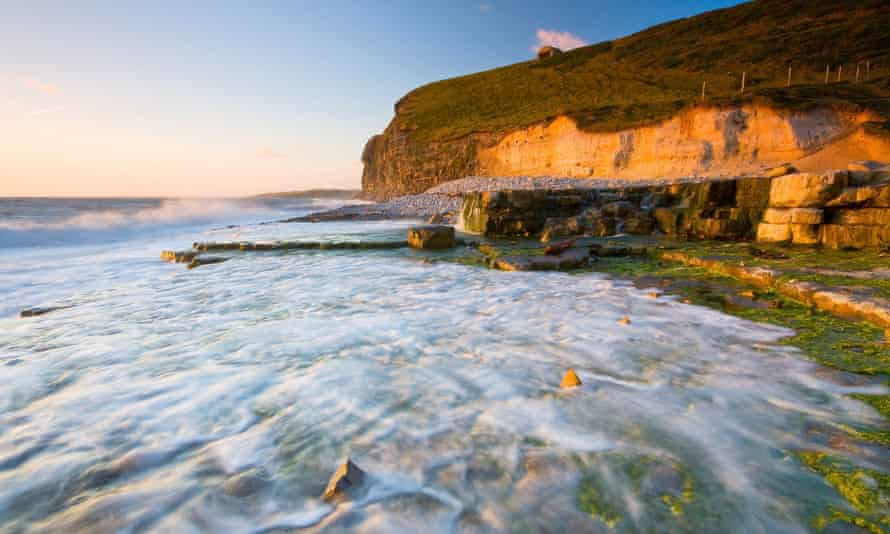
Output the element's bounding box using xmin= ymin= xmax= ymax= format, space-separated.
xmin=362 ymin=0 xmax=890 ymax=200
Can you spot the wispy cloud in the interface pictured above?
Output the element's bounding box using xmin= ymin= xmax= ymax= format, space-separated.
xmin=534 ymin=29 xmax=587 ymax=52
xmin=257 ymin=147 xmax=287 ymax=160
xmin=22 ymin=78 xmax=62 ymax=96
xmin=479 ymin=3 xmax=491 ymax=13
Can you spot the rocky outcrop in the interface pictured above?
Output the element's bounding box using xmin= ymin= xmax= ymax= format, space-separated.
xmin=362 ymin=104 xmax=887 ymax=200
xmin=459 ymin=166 xmax=890 ymax=249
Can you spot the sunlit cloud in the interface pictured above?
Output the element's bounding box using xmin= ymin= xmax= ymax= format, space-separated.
xmin=479 ymin=3 xmax=491 ymax=13
xmin=257 ymin=147 xmax=287 ymax=159
xmin=22 ymin=78 xmax=62 ymax=96
xmin=533 ymin=29 xmax=587 ymax=52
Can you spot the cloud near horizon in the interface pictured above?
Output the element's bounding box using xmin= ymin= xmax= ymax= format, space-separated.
xmin=534 ymin=29 xmax=587 ymax=52
xmin=22 ymin=78 xmax=62 ymax=96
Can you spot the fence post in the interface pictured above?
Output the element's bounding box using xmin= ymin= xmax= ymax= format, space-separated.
xmin=866 ymin=60 xmax=871 ymax=81
xmin=740 ymin=71 xmax=746 ymax=93
xmin=701 ymin=80 xmax=706 ymax=101
xmin=856 ymin=64 xmax=860 ymax=83
xmin=837 ymin=65 xmax=842 ymax=82
xmin=825 ymin=64 xmax=830 ymax=84
xmin=787 ymin=66 xmax=792 ymax=87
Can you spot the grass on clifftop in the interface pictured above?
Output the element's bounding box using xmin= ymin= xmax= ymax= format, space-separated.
xmin=395 ymin=0 xmax=890 ymax=141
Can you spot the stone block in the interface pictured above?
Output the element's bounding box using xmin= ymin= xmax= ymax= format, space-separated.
xmin=540 ymin=217 xmax=582 ymax=242
xmin=826 ymin=208 xmax=890 ymax=226
xmin=820 ymin=224 xmax=890 ymax=249
xmin=687 ymin=180 xmax=737 ymax=208
xmin=762 ymin=208 xmax=823 ymax=225
xmin=735 ymin=176 xmax=773 ymax=208
xmin=790 ymin=224 xmax=820 ymax=245
xmin=756 ymin=222 xmax=792 ymax=243
xmin=826 ymin=183 xmax=890 ymax=208
xmin=769 ymin=171 xmax=848 ymax=208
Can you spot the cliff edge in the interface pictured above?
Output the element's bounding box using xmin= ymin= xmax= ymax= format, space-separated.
xmin=362 ymin=0 xmax=890 ymax=200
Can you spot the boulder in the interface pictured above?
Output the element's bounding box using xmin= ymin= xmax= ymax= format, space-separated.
xmin=601 ymin=201 xmax=634 ymax=217
xmin=544 ymin=239 xmax=575 ymax=256
xmin=623 ymin=217 xmax=655 ymax=235
xmin=761 ymin=208 xmax=823 ymax=225
xmin=756 ymin=222 xmax=792 ymax=243
xmin=540 ymin=217 xmax=582 ymax=242
xmin=323 ymin=459 xmax=366 ymax=502
xmin=764 ymin=163 xmax=796 ymax=178
xmin=536 ymin=45 xmax=563 ymax=59
xmin=19 ymin=306 xmax=69 ymax=318
xmin=769 ymin=171 xmax=848 ymax=208
xmin=407 ymin=225 xmax=455 ymax=249
xmin=560 ymin=368 xmax=582 ymax=388
xmin=493 ymin=249 xmax=591 ymax=271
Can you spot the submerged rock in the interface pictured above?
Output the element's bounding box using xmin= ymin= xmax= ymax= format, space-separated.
xmin=322 ymin=458 xmax=366 ymax=502
xmin=493 ymin=249 xmax=591 ymax=271
xmin=560 ymin=368 xmax=582 ymax=388
xmin=19 ymin=306 xmax=70 ymax=318
xmin=186 ymin=257 xmax=228 ymax=269
xmin=407 ymin=225 xmax=456 ymax=250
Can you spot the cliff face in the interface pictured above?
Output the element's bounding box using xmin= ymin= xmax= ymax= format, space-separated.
xmin=361 ymin=105 xmax=888 ymax=200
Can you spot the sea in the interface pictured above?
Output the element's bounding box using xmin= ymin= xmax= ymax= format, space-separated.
xmin=0 ymin=197 xmax=886 ymax=533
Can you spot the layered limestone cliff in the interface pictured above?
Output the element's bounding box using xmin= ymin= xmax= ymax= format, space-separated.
xmin=361 ymin=104 xmax=889 ymax=200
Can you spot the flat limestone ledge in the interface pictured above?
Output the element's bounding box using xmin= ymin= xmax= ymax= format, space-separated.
xmin=493 ymin=248 xmax=592 ymax=271
xmin=659 ymin=251 xmax=890 ymax=329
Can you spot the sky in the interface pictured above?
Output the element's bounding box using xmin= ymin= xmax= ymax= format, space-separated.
xmin=0 ymin=0 xmax=742 ymax=197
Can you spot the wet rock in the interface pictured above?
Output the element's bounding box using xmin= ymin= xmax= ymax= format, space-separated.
xmin=186 ymin=257 xmax=228 ymax=269
xmin=20 ymin=306 xmax=65 ymax=318
xmin=544 ymin=239 xmax=575 ymax=256
xmin=769 ymin=171 xmax=848 ymax=208
xmin=623 ymin=217 xmax=655 ymax=235
xmin=407 ymin=225 xmax=456 ymax=249
xmin=193 ymin=241 xmax=243 ymax=251
xmin=223 ymin=469 xmax=270 ymax=498
xmin=160 ymin=250 xmax=199 ymax=263
xmin=427 ymin=211 xmax=455 ymax=225
xmin=687 ymin=179 xmax=737 ymax=208
xmin=540 ymin=216 xmax=581 ymax=242
xmin=602 ymin=201 xmax=634 ymax=217
xmin=735 ymin=176 xmax=773 ymax=208
xmin=560 ymin=368 xmax=582 ymax=388
xmin=761 ymin=208 xmax=823 ymax=225
xmin=764 ymin=163 xmax=796 ymax=178
xmin=322 ymin=458 xmax=366 ymax=502
xmin=640 ymin=193 xmax=670 ymax=210
xmin=493 ymin=249 xmax=591 ymax=271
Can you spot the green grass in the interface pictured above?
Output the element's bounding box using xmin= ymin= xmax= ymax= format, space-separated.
xmin=394 ymin=0 xmax=890 ymax=142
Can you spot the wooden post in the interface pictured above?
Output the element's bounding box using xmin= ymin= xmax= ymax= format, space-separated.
xmin=856 ymin=64 xmax=860 ymax=82
xmin=867 ymin=60 xmax=871 ymax=81
xmin=701 ymin=80 xmax=706 ymax=101
xmin=787 ymin=66 xmax=792 ymax=87
xmin=837 ymin=65 xmax=842 ymax=82
xmin=740 ymin=71 xmax=746 ymax=93
xmin=825 ymin=64 xmax=830 ymax=84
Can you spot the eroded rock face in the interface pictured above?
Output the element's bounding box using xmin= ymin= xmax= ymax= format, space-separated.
xmin=493 ymin=249 xmax=591 ymax=271
xmin=362 ymin=104 xmax=883 ymax=200
xmin=407 ymin=225 xmax=456 ymax=249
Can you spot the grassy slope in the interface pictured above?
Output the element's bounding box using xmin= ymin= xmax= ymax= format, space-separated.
xmin=396 ymin=0 xmax=890 ymax=142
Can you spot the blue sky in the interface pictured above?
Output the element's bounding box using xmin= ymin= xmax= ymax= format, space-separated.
xmin=1 ymin=0 xmax=742 ymax=196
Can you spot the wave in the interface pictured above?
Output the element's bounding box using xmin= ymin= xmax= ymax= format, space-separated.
xmin=0 ymin=198 xmax=314 ymax=248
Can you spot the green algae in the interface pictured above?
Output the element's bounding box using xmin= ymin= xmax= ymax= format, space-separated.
xmin=798 ymin=452 xmax=890 ymax=532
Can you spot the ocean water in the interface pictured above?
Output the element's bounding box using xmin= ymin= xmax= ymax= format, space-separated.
xmin=0 ymin=197 xmax=887 ymax=533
